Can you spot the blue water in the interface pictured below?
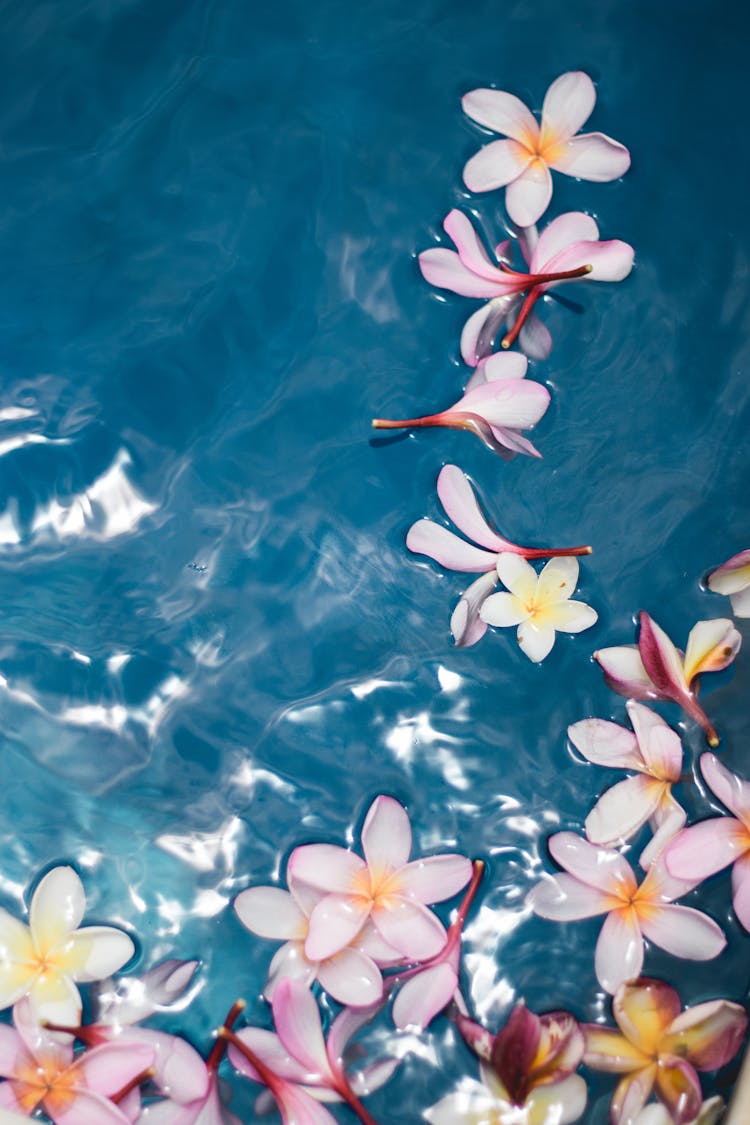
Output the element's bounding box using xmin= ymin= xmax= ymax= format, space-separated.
xmin=0 ymin=0 xmax=748 ymax=1119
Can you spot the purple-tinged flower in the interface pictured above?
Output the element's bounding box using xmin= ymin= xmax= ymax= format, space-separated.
xmin=372 ymin=351 xmax=550 ymax=458
xmin=665 ymin=753 xmax=750 ymax=933
xmin=462 ymin=71 xmax=631 ymax=227
xmin=568 ymin=701 xmax=686 ymax=867
xmin=407 ymin=464 xmax=591 ymax=647
xmin=527 ymin=833 xmax=726 ymax=994
xmin=418 ymin=209 xmax=633 ymax=362
xmin=583 ymin=978 xmax=746 ymax=1125
xmin=707 ymin=548 xmax=750 ymax=617
xmin=94 ymin=958 xmax=200 ymax=1026
xmin=286 ymin=795 xmax=472 ymax=964
xmin=594 ymin=611 xmax=742 ymax=747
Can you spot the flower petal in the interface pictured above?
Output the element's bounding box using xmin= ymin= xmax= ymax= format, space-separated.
xmin=540 ymin=72 xmax=596 ymax=145
xmin=288 ymin=845 xmax=365 ymax=895
xmin=542 ymin=238 xmax=634 ymax=283
xmin=304 ymin=894 xmax=369 ymax=962
xmin=582 ymin=1025 xmax=650 ymax=1072
xmin=399 ymin=855 xmax=472 ymax=904
xmin=730 ymin=585 xmax=750 ymax=616
xmin=28 ymin=970 xmax=82 ymax=1025
xmin=120 ymin=1028 xmax=208 ymax=1103
xmin=424 ymin=1080 xmax=499 ymax=1125
xmin=535 ymin=556 xmax=580 ymax=606
xmin=640 ymin=791 xmax=687 ymax=870
xmin=316 ymin=948 xmax=382 ymax=1007
xmin=349 ymin=1057 xmax=400 ymax=1098
xmin=476 ymin=352 xmax=528 ymax=382
xmin=585 ymin=775 xmax=662 ymax=849
xmin=0 ymin=913 xmax=35 ymax=1010
xmin=707 ymin=549 xmax=750 ymax=595
xmin=392 ymin=962 xmax=457 ymax=1031
xmin=265 ymin=940 xmax=317 ymax=1001
xmin=526 ymin=1074 xmax=588 ymax=1125
xmin=700 ymin=752 xmax=750 ymax=823
xmin=443 ymin=210 xmax=508 ymax=282
xmin=361 ymin=795 xmax=411 ymax=871
xmin=594 ymin=907 xmax=643 ymax=994
xmin=505 ymin=159 xmax=554 ymax=228
xmin=462 ymin=88 xmax=540 ymax=145
xmin=526 ymin=873 xmax=611 ymax=921
xmin=272 ymin=978 xmax=331 ymax=1079
xmin=518 ymin=310 xmax=553 ymax=360
xmin=529 ymin=211 xmax=599 ymax=272
xmin=407 ymin=519 xmax=498 ymax=574
xmin=568 ymin=717 xmax=641 ymax=770
xmin=731 ymin=853 xmax=750 ymax=932
xmin=614 ymin=978 xmax=682 ymax=1055
xmin=628 ymin=702 xmax=682 ymax=780
xmin=594 ymin=644 xmax=656 ymax=700
xmin=517 ymin=621 xmax=556 ymax=663
xmin=234 ymin=886 xmax=306 ymax=941
xmin=548 ymin=132 xmax=631 ymax=181
xmin=654 ymin=1057 xmax=702 ymax=1125
xmin=451 ymin=572 xmax=498 ymax=648
xmin=663 ymin=998 xmax=748 ymax=1070
xmin=52 ymin=1088 xmax=138 ymax=1125
xmin=543 ymin=599 xmax=597 ymax=633
xmin=664 ymin=818 xmax=750 ymax=883
xmin=30 ymin=867 xmax=86 ymax=957
xmin=77 ymin=1040 xmax=156 ymax=1097
xmin=420 ymin=246 xmax=507 ymax=298
xmin=683 ymin=619 xmax=741 ymax=684
xmin=638 ymin=612 xmax=688 ymax=697
xmin=610 ymin=1066 xmax=657 ymax=1125
xmin=372 ymin=897 xmax=447 ymax=960
xmin=495 ymin=553 xmax=538 ymax=600
xmin=436 ymin=464 xmax=514 ymax=552
xmin=478 ymin=592 xmax=526 ymax=628
xmin=457 ymin=379 xmax=550 ymax=431
xmin=461 ymin=296 xmax=516 ymax=366
xmin=638 ymin=904 xmax=726 ymax=962
xmin=548 ymin=832 xmax=636 ymax=896
xmin=61 ymin=926 xmax=135 ymax=982
xmin=462 ymin=138 xmax=532 ymax=192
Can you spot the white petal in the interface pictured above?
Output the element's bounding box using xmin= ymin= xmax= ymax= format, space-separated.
xmin=567 ymin=718 xmax=641 ymax=770
xmin=478 ymin=591 xmax=526 ymax=628
xmin=505 ymin=159 xmax=553 ymax=228
xmin=234 ymin=886 xmax=306 ymax=940
xmin=535 ymin=556 xmax=580 ymax=606
xmin=540 ymin=71 xmax=596 ymax=144
xmin=544 ymin=599 xmax=597 ymax=633
xmin=30 ymin=867 xmax=86 ymax=957
xmin=594 ymin=908 xmax=643 ymax=994
xmin=495 ymin=553 xmax=538 ymax=600
xmin=461 ymin=88 xmax=539 ymax=146
xmin=585 ymin=776 xmax=660 ymax=848
xmin=517 ymin=621 xmax=556 ymax=663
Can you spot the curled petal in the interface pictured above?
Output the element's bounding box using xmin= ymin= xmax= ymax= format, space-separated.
xmin=443 ymin=209 xmax=508 ymax=283
xmin=594 ymin=907 xmax=643 ymax=994
xmin=663 ymin=998 xmax=748 ymax=1071
xmin=594 ymin=644 xmax=657 ymax=700
xmin=436 ymin=464 xmax=513 ymax=552
xmin=534 ymin=1011 xmax=585 ymax=1084
xmin=529 ymin=211 xmax=599 ymax=272
xmin=654 ymin=1058 xmax=702 ymax=1125
xmin=526 ymin=873 xmax=611 ymax=922
xmin=361 ymin=795 xmax=411 ymax=871
xmin=540 ymin=72 xmax=596 ymax=144
xmin=548 ymin=132 xmax=631 ymax=181
xmin=392 ymin=962 xmax=457 ymax=1031
xmin=683 ymin=618 xmax=741 ymax=684
xmin=638 ymin=904 xmax=726 ymax=962
xmin=234 ymin=886 xmax=305 ymax=941
xmin=614 ymin=978 xmax=682 ymax=1056
xmin=461 ymin=296 xmax=515 ymax=366
xmin=628 ymin=702 xmax=682 ymax=780
xmin=490 ymin=1003 xmax=541 ymax=1104
xmin=700 ymin=752 xmax=750 ymax=823
xmin=30 ymin=867 xmax=86 ymax=956
xmin=451 ymin=572 xmax=498 ymax=648
xmin=637 ymin=612 xmax=688 ymax=697
xmin=664 ymin=818 xmax=750 ymax=883
xmin=548 ymin=832 xmax=636 ymax=896
xmin=418 ymin=247 xmax=506 ymax=298
xmin=349 ymin=1057 xmax=400 ymax=1098
xmin=462 ymin=88 xmax=540 ymax=146
xmin=505 ymin=159 xmax=553 ymax=228
xmin=568 ymin=718 xmax=641 ymax=771
xmin=407 ymin=519 xmax=498 ymax=574
xmin=707 ymin=549 xmax=750 ymax=596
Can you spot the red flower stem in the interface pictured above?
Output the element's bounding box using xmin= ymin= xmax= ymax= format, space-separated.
xmin=218 ymin=1026 xmax=286 ymax=1091
xmin=206 ymin=998 xmax=246 ymax=1074
xmin=451 ymin=859 xmax=485 ymax=935
xmin=371 ymin=413 xmax=448 ymax=430
xmin=501 ymin=288 xmax=542 ymax=350
xmin=112 ymin=1066 xmax=156 ymax=1104
xmin=339 ymin=1086 xmax=383 ymax=1125
xmin=524 ymin=264 xmax=593 ymax=286
xmin=683 ymin=691 xmax=720 ymax=748
xmin=42 ymin=1021 xmax=100 ymax=1046
xmin=521 ymin=545 xmax=592 ymax=560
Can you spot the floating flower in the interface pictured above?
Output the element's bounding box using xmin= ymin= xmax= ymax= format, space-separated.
xmin=462 ymin=71 xmax=631 ymax=227
xmin=287 ymin=795 xmax=472 ymax=963
xmin=372 ymin=350 xmax=550 ymax=458
xmin=0 ymin=866 xmax=135 ymax=1026
xmin=406 ymin=464 xmax=592 ymax=647
xmin=418 ymin=209 xmax=634 ymax=362
xmin=707 ymin=548 xmax=750 ymax=617
xmin=665 ymin=753 xmax=750 ymax=932
xmin=583 ymin=978 xmax=747 ymax=1125
xmin=0 ymin=998 xmax=155 ymax=1124
xmin=594 ymin=612 xmax=742 ymax=747
xmin=633 ymin=1098 xmax=725 ymax=1125
xmin=480 ymin=554 xmax=597 ymax=662
xmin=526 ymin=833 xmax=726 ymax=994
xmin=94 ymin=957 xmax=200 ymax=1026
xmin=568 ymin=701 xmax=686 ymax=867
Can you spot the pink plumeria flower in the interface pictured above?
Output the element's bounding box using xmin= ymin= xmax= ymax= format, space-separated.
xmin=0 ymin=998 xmax=155 ymax=1124
xmin=0 ymin=866 xmax=135 ymax=1026
xmin=526 ymin=833 xmax=726 ymax=994
xmin=583 ymin=978 xmax=746 ymax=1125
xmin=634 ymin=1098 xmax=725 ymax=1125
xmin=666 ymin=753 xmax=750 ymax=933
xmin=480 ymin=554 xmax=597 ymax=662
xmin=419 ymin=209 xmax=634 ymax=362
xmin=406 ymin=464 xmax=592 ymax=648
xmin=372 ymin=350 xmax=550 ymax=458
xmin=225 ymin=979 xmax=395 ymax=1125
xmin=707 ymin=548 xmax=750 ymax=617
xmin=462 ymin=71 xmax=631 ymax=227
xmin=594 ymin=611 xmax=742 ymax=747
xmin=287 ymin=795 xmax=472 ymax=963
xmin=234 ymin=879 xmax=394 ymax=1007
xmin=568 ymin=701 xmax=686 ymax=868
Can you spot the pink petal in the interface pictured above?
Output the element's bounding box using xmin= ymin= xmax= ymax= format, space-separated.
xmin=517 ymin=309 xmax=553 ymax=360
xmin=304 ymin=894 xmax=369 ymax=961
xmin=526 ymin=873 xmax=611 ymax=921
xmin=505 ymin=159 xmax=553 ymax=228
xmin=230 ymin=1026 xmax=311 ymax=1084
xmin=529 ymin=211 xmax=599 ymax=272
xmin=443 ymin=210 xmax=510 ymax=282
xmin=30 ymin=866 xmax=86 ymax=953
xmin=456 ymin=379 xmax=550 ymax=430
xmin=398 ymin=855 xmax=472 ymax=904
xmin=326 ymin=998 xmax=385 ymax=1066
xmin=594 ymin=907 xmax=643 ymax=994
xmin=628 ymin=702 xmax=682 ymax=780
xmin=731 ymin=853 xmax=750 ymax=932
xmin=460 ymin=297 xmax=515 ymax=366
xmin=548 ymin=132 xmax=631 ymax=181
xmin=638 ymin=612 xmax=688 ymax=698
xmin=0 ymin=1024 xmax=26 ymax=1078
xmin=568 ymin=717 xmax=641 ymax=770
xmin=542 ymin=238 xmax=634 ymax=283
xmin=461 ymin=89 xmax=540 ymax=146
xmin=664 ymin=818 xmax=750 ymax=883
xmin=77 ymin=1040 xmax=155 ymax=1097
xmin=361 ymin=795 xmax=412 ymax=871
xmin=548 ymin=832 xmax=637 ymax=896
xmin=540 ymin=72 xmax=596 ymax=144
xmin=664 ymin=999 xmax=748 ymax=1071
xmin=406 ymin=519 xmax=498 ymax=574
xmin=700 ymin=751 xmax=750 ymax=822
xmin=476 ymin=352 xmax=528 ymax=382
xmin=316 ymin=948 xmax=382 ymax=1007
xmin=53 ymin=1088 xmax=135 ymax=1125
xmin=418 ymin=247 xmax=507 ymax=298
xmin=639 ymin=903 xmax=725 ymax=962
xmin=234 ymin=886 xmax=305 ymax=940
xmin=707 ymin=549 xmax=750 ymax=595
xmin=270 ymin=1084 xmax=340 ymax=1125
xmin=287 ymin=845 xmax=364 ymax=895
xmin=585 ymin=775 xmax=662 ymax=848
xmin=121 ymin=1028 xmax=208 ymax=1103
xmin=272 ymin=979 xmax=332 ymax=1079
xmin=488 ymin=426 xmax=542 ymax=458
xmin=610 ymin=1067 xmax=657 ymax=1125
xmin=372 ymin=897 xmax=447 ymax=960
xmin=450 ymin=572 xmax=498 ymax=648
xmin=265 ymin=939 xmax=317 ymax=1001
xmin=640 ymin=792 xmax=687 ymax=870
xmin=594 ymin=644 xmax=656 ymax=700
xmin=654 ymin=1059 xmax=702 ymax=1125
xmin=463 ymin=139 xmax=532 ymax=192
xmin=436 ymin=464 xmax=513 ymax=552
xmin=392 ymin=963 xmax=458 ymax=1030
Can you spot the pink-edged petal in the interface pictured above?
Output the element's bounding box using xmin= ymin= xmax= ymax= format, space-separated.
xmin=63 ymin=925 xmax=135 ymax=982
xmin=542 ymin=238 xmax=635 ymax=284
xmin=517 ymin=621 xmax=556 ymax=662
xmin=534 ymin=1011 xmax=585 ymax=1082
xmin=543 ymin=599 xmax=597 ymax=633
xmin=460 ymin=297 xmax=515 ymax=366
xmin=234 ymin=886 xmax=306 ymax=941
xmin=77 ymin=1040 xmax=156 ymax=1097
xmin=456 ymin=379 xmax=550 ymax=430
xmin=406 ymin=519 xmax=498 ymax=573
xmin=582 ymin=1025 xmax=648 ymax=1072
xmin=526 ymin=873 xmax=611 ymax=921
xmin=372 ymin=897 xmax=447 ymax=960
xmin=443 ymin=210 xmax=509 ymax=283
xmin=489 ymin=425 xmax=542 ymax=458
xmin=585 ymin=775 xmax=662 ymax=848
xmin=392 ymin=962 xmax=457 ymax=1030
xmin=505 ymin=159 xmax=553 ymax=228
xmin=121 ymin=1029 xmax=208 ymax=1103
xmin=418 ymin=247 xmax=505 ymax=298
xmin=463 ymin=139 xmax=533 ymax=192
xmin=638 ymin=613 xmax=688 ymax=697
xmin=326 ymin=997 xmax=385 ymax=1067
xmin=540 ymin=72 xmax=596 ymax=145
xmin=272 ymin=979 xmax=332 ymax=1079
xmin=663 ymin=999 xmax=748 ymax=1071
xmin=495 ymin=553 xmax=538 ymax=600
xmin=526 ymin=1074 xmax=588 ymax=1125
xmin=548 ymin=132 xmax=631 ymax=181
xmin=700 ymin=752 xmax=750 ymax=822
xmin=707 ymin=549 xmax=750 ymax=595
xmin=451 ymin=572 xmax=497 ymax=648
xmin=356 ymin=922 xmax=403 ymax=967
xmin=628 ymin=702 xmax=682 ymax=780
xmin=518 ymin=310 xmax=553 ymax=360
xmin=398 ymin=854 xmax=472 ymax=904
xmin=479 ymin=591 xmax=526 ymax=628
xmin=265 ymin=939 xmax=317 ymax=1001
xmin=638 ymin=904 xmax=726 ymax=962
xmin=287 ymin=845 xmax=365 ymax=895
xmin=640 ymin=793 xmax=687 ymax=870
xmin=52 ymin=1088 xmax=135 ymax=1125
xmin=424 ymin=1080 xmax=499 ymax=1125
xmin=731 ymin=853 xmax=750 ymax=932
xmin=462 ymin=88 xmax=540 ymax=146
xmin=436 ymin=464 xmax=513 ymax=552
xmin=594 ymin=644 xmax=656 ymax=700
xmin=529 ymin=211 xmax=599 ymax=272
xmin=361 ymin=795 xmax=411 ymax=871
xmin=230 ymin=1026 xmax=311 ymax=1084
xmin=477 ymin=352 xmax=528 ymax=382
xmin=272 ymin=1085 xmax=340 ymax=1125
xmin=0 ymin=1082 xmax=24 ymax=1113
xmin=614 ymin=978 xmax=681 ymax=1054
xmin=683 ymin=619 xmax=742 ymax=684
xmin=568 ymin=718 xmax=641 ymax=770
xmin=594 ymin=907 xmax=643 ymax=994
xmin=316 ymin=948 xmax=382 ymax=1007
xmin=610 ymin=1067 xmax=657 ymax=1125
xmin=548 ymin=832 xmax=636 ymax=896
xmin=29 ymin=866 xmax=86 ymax=956
xmin=304 ymin=895 xmax=369 ymax=962
xmin=654 ymin=1058 xmax=702 ymax=1125
xmin=664 ymin=818 xmax=750 ymax=883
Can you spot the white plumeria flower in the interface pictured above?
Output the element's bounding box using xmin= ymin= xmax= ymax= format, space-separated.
xmin=424 ymin=1068 xmax=586 ymax=1125
xmin=0 ymin=866 xmax=135 ymax=1026
xmin=479 ymin=554 xmax=597 ymax=662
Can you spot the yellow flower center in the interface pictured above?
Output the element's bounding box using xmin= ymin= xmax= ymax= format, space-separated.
xmin=14 ymin=1054 xmax=78 ymax=1116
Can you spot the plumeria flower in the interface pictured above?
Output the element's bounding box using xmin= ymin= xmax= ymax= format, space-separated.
xmin=0 ymin=866 xmax=135 ymax=1026
xmin=372 ymin=350 xmax=550 ymax=458
xmin=633 ymin=1098 xmax=725 ymax=1125
xmin=594 ymin=611 xmax=742 ymax=747
xmin=407 ymin=464 xmax=592 ymax=647
xmin=707 ymin=548 xmax=750 ymax=617
xmin=286 ymin=795 xmax=472 ymax=963
xmin=480 ymin=554 xmax=597 ymax=662
xmin=419 ymin=209 xmax=634 ymax=362
xmin=526 ymin=833 xmax=726 ymax=994
xmin=568 ymin=701 xmax=686 ymax=867
xmin=583 ymin=978 xmax=747 ymax=1125
xmin=0 ymin=997 xmax=155 ymax=1123
xmin=225 ymin=979 xmax=395 ymax=1125
xmin=665 ymin=753 xmax=750 ymax=933
xmin=462 ymin=71 xmax=631 ymax=227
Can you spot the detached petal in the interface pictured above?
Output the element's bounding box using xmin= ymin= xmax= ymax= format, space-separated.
xmin=594 ymin=645 xmax=656 ymax=700
xmin=683 ymin=618 xmax=741 ymax=683
xmin=361 ymin=795 xmax=411 ymax=871
xmin=399 ymin=854 xmax=472 ymax=904
xmin=530 ymin=211 xmax=599 ymax=272
xmin=234 ymin=886 xmax=306 ymax=940
xmin=29 ymin=867 xmax=86 ymax=956
xmin=451 ymin=572 xmax=498 ymax=648
xmin=392 ymin=962 xmax=457 ymax=1031
xmin=664 ymin=818 xmax=749 ymax=883
xmin=568 ymin=718 xmax=641 ymax=770
xmin=594 ymin=908 xmax=643 ymax=994
xmin=637 ymin=612 xmax=688 ymax=696
xmin=436 ymin=464 xmax=513 ymax=552
xmin=460 ymin=297 xmax=515 ymax=366
xmin=505 ymin=159 xmax=553 ymax=228
xmin=462 ymin=88 xmax=539 ymax=147
xmin=407 ymin=519 xmax=498 ymax=573
xmin=664 ymin=998 xmax=748 ymax=1070
xmin=540 ymin=72 xmax=596 ymax=145
xmin=63 ymin=926 xmax=135 ymax=982
xmin=548 ymin=132 xmax=631 ymax=181
xmin=700 ymin=751 xmax=750 ymax=823
xmin=638 ymin=904 xmax=726 ymax=962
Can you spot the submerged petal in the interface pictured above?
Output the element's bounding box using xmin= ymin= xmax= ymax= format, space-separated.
xmin=548 ymin=132 xmax=631 ymax=181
